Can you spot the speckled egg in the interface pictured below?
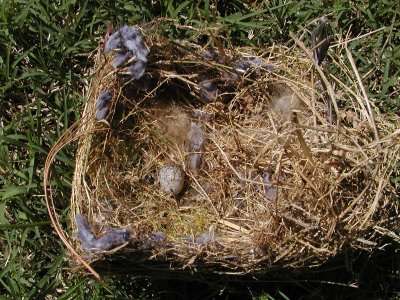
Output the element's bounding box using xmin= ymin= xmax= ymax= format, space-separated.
xmin=159 ymin=163 xmax=185 ymax=195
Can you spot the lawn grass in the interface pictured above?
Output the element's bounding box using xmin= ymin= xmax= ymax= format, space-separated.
xmin=0 ymin=0 xmax=399 ymax=298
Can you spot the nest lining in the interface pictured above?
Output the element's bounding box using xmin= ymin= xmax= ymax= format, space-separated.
xmin=69 ymin=25 xmax=400 ymax=274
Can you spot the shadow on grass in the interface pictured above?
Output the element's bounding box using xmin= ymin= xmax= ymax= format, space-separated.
xmin=92 ymin=243 xmax=400 ymax=299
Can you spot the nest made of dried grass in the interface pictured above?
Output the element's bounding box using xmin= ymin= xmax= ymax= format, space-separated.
xmin=45 ymin=22 xmax=400 ymax=277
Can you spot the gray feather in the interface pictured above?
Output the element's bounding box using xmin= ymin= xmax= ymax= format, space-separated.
xmin=128 ymin=60 xmax=146 ymax=79
xmin=104 ymin=31 xmax=123 ymax=53
xmin=311 ymin=16 xmax=330 ymax=65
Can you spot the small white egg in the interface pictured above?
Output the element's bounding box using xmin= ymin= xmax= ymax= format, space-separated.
xmin=159 ymin=163 xmax=185 ymax=196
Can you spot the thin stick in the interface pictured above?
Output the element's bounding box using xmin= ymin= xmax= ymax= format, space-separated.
xmin=291 ymin=163 xmax=323 ymax=198
xmin=217 ymin=219 xmax=250 ymax=234
xmin=360 ymin=168 xmax=387 ymax=228
xmin=289 ymin=32 xmax=339 ymax=125
xmin=330 ymin=27 xmax=386 ymax=48
xmin=44 ymin=121 xmax=105 ymax=279
xmin=190 ymin=174 xmax=220 ymax=217
xmin=345 ymin=46 xmax=379 ymax=142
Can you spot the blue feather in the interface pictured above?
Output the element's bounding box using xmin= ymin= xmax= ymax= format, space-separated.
xmin=128 ymin=60 xmax=146 ymax=79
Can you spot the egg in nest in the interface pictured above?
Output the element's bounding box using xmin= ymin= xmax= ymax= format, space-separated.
xmin=159 ymin=163 xmax=185 ymax=196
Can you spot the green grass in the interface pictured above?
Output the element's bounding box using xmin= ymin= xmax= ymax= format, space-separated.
xmin=0 ymin=0 xmax=399 ymax=298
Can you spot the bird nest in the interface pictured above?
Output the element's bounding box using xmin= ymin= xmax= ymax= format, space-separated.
xmin=44 ymin=22 xmax=399 ymax=278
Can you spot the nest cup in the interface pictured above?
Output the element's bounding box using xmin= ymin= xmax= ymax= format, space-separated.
xmin=64 ymin=22 xmax=400 ymax=275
